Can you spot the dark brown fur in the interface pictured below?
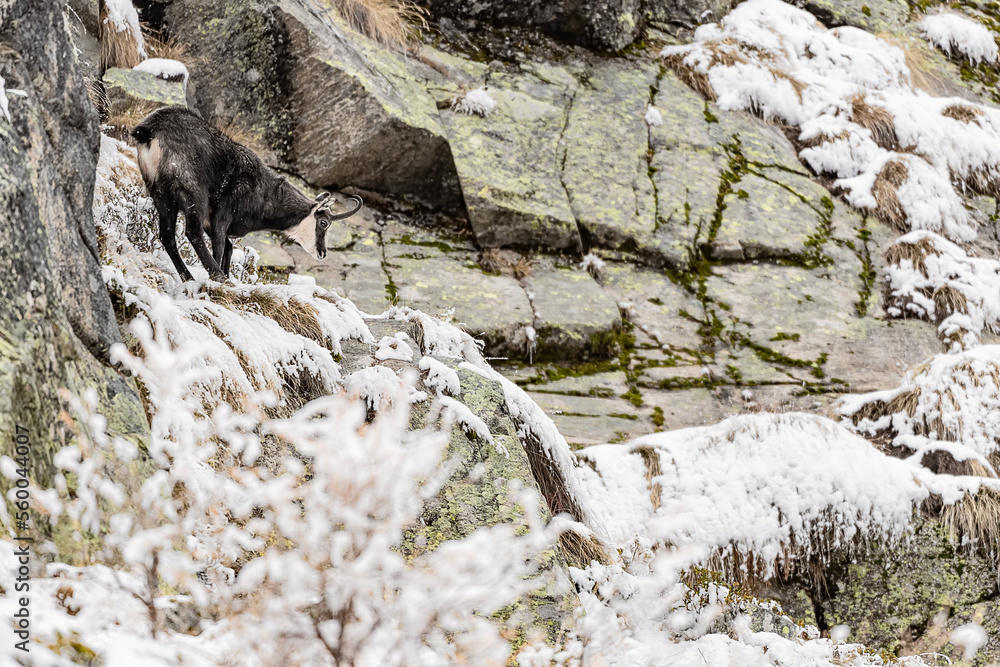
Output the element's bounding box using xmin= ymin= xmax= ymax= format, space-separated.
xmin=131 ymin=106 xmax=361 ymax=281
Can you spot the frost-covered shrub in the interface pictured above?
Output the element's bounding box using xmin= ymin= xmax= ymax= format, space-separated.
xmin=0 ymin=317 xmax=553 ymax=665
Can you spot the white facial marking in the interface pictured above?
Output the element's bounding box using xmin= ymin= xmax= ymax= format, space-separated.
xmin=137 ymin=137 xmax=162 ymax=182
xmin=284 ymin=205 xmax=320 ymax=259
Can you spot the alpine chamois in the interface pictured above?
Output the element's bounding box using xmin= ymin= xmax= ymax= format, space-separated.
xmin=131 ymin=106 xmax=362 ymax=282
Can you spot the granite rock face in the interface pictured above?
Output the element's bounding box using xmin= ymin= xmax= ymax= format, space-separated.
xmin=0 ymin=0 xmax=148 ymax=514
xmin=164 ymin=0 xmax=463 ymax=208
xmin=2 ymin=0 xmax=125 ymax=361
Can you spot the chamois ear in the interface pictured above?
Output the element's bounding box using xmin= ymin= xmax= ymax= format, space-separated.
xmin=315 ymin=191 xmax=332 ymax=206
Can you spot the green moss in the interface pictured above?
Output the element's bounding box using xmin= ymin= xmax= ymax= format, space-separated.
xmin=622 ymin=386 xmax=644 ymax=407
xmin=651 ymin=406 xmax=665 ymax=429
xmin=398 ymin=234 xmax=458 ymax=253
xmin=854 ymin=218 xmax=877 ymax=317
xmin=704 ymin=100 xmax=719 ymax=124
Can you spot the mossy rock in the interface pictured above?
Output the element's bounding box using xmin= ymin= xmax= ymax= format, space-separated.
xmin=102 ymin=68 xmax=187 ymax=115
xmin=816 ymin=518 xmax=1000 ymax=665
xmin=438 ymin=63 xmax=582 ymax=252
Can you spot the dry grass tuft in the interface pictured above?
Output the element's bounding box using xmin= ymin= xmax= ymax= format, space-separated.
xmin=636 ymin=447 xmax=662 ymax=511
xmin=878 ymin=33 xmax=942 ymax=94
xmin=773 ymin=70 xmax=806 ymax=102
xmin=850 ymin=94 xmax=898 ymax=150
xmin=85 ymin=77 xmax=109 ymax=116
xmin=664 ymin=55 xmax=717 ymax=100
xmin=478 ymin=248 xmax=505 ymax=274
xmin=799 ymin=130 xmax=851 ymax=151
xmin=962 ymin=165 xmax=1000 ymax=198
xmin=665 ymin=39 xmax=791 ymax=105
xmin=99 ymin=0 xmax=144 ymax=71
xmin=143 ymin=30 xmax=194 ymax=66
xmin=943 ymin=104 xmax=983 ymax=123
xmin=477 ymin=248 xmax=533 ymax=279
xmin=847 ymin=387 xmax=921 ymax=427
xmin=932 ymin=284 xmax=969 ymax=322
xmin=920 ymin=449 xmax=997 ymax=477
xmin=938 ymin=485 xmax=1000 ymax=558
xmin=511 ymin=256 xmax=533 ymax=280
xmin=884 ymin=235 xmax=941 ymax=278
xmin=558 ymin=530 xmax=613 ymax=569
xmin=522 ymin=431 xmax=586 ymax=523
xmin=318 ymin=0 xmax=427 ymax=47
xmin=103 ymin=100 xmax=160 ymax=140
xmin=203 ymin=286 xmax=327 ymax=348
xmin=871 ymin=159 xmax=909 ymax=231
xmin=215 ymin=117 xmax=269 ymax=155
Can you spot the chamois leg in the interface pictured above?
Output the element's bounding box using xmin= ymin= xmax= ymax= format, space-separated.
xmin=210 ymin=209 xmax=232 ymax=276
xmin=221 ymin=240 xmax=234 ymax=276
xmin=178 ymin=194 xmax=227 ymax=282
xmin=152 ymin=195 xmax=193 ymax=282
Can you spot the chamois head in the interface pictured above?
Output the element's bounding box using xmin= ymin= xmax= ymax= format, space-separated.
xmin=286 ymin=192 xmax=364 ymax=260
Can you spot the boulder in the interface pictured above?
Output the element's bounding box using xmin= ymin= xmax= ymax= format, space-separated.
xmin=164 ymin=0 xmax=463 ymax=209
xmin=437 ymin=62 xmax=583 ymax=252
xmin=773 ymin=518 xmax=1000 ymax=666
xmin=1 ymin=0 xmax=129 ymax=361
xmin=0 ymin=0 xmax=149 ymax=523
xmin=561 ymin=61 xmax=660 ymax=259
xmin=346 ymin=321 xmax=581 ymax=642
xmin=644 ymin=0 xmax=734 ymax=32
xmin=419 ymin=0 xmax=643 ymax=51
xmin=523 ymin=264 xmax=623 ymax=360
xmin=803 ymin=0 xmax=908 ymax=33
xmin=103 ymin=67 xmax=187 ymax=115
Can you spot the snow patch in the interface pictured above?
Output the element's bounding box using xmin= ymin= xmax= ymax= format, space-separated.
xmin=661 ymin=0 xmax=1000 ymax=243
xmin=644 ymin=105 xmax=663 ymax=126
xmin=919 ymin=12 xmax=999 ymax=65
xmin=418 ymin=356 xmax=461 ymax=396
xmin=374 ymin=332 xmax=414 ymax=362
xmin=452 ymin=87 xmax=497 ymax=117
xmin=577 ymin=413 xmax=929 ymax=580
xmin=134 ymin=58 xmax=190 ymax=85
